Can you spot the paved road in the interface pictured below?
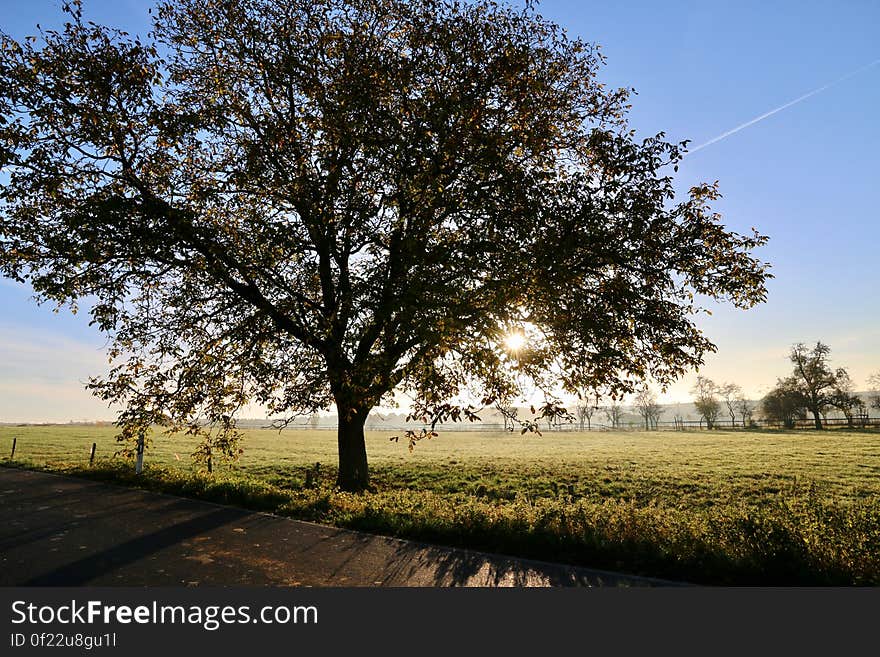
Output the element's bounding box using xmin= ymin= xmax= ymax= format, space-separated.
xmin=0 ymin=468 xmax=675 ymax=587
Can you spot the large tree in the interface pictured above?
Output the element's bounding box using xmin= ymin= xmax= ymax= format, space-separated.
xmin=787 ymin=342 xmax=849 ymax=430
xmin=0 ymin=0 xmax=769 ymax=490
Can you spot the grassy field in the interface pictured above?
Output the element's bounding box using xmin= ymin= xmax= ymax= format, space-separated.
xmin=2 ymin=424 xmax=880 ymax=585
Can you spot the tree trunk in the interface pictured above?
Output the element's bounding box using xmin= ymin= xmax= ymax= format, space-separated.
xmin=135 ymin=431 xmax=145 ymax=475
xmin=336 ymin=405 xmax=370 ymax=492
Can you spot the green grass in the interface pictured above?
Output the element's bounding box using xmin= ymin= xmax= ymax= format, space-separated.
xmin=2 ymin=425 xmax=880 ymax=585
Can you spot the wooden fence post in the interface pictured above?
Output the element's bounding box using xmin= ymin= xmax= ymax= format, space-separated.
xmin=10 ymin=437 xmax=16 ymax=459
xmin=89 ymin=442 xmax=96 ymax=466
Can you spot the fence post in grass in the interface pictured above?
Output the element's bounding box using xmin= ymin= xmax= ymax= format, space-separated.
xmin=207 ymin=448 xmax=213 ymax=474
xmin=10 ymin=437 xmax=16 ymax=459
xmin=135 ymin=431 xmax=145 ymax=475
xmin=89 ymin=442 xmax=96 ymax=466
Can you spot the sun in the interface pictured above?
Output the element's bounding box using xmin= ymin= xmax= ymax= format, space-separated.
xmin=504 ymin=331 xmax=526 ymax=352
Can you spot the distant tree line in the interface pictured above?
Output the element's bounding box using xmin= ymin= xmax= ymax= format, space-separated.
xmin=578 ymin=340 xmax=876 ymax=432
xmin=689 ymin=341 xmax=876 ymax=431
xmin=683 ymin=376 xmax=753 ymax=429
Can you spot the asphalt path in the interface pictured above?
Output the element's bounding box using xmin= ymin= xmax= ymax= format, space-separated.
xmin=0 ymin=467 xmax=677 ymax=587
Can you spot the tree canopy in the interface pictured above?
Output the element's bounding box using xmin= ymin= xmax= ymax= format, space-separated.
xmin=0 ymin=0 xmax=770 ymax=490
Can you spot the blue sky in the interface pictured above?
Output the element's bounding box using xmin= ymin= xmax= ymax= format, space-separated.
xmin=1 ymin=0 xmax=878 ymax=420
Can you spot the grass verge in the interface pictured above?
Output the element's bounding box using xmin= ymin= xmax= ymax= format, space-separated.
xmin=4 ymin=457 xmax=879 ymax=585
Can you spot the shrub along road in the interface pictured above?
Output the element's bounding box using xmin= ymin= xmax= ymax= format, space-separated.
xmin=0 ymin=468 xmax=674 ymax=587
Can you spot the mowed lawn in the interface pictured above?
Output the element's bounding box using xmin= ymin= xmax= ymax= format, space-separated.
xmin=3 ymin=425 xmax=880 ymax=585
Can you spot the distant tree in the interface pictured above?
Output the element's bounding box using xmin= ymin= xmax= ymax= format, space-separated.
xmin=829 ymin=370 xmax=863 ymax=428
xmin=495 ymin=400 xmax=516 ymax=432
xmin=575 ymin=398 xmax=598 ymax=432
xmin=309 ymin=413 xmax=320 ymax=431
xmin=787 ymin=342 xmax=850 ymax=430
xmin=761 ymin=379 xmax=807 ymax=429
xmin=735 ymin=394 xmax=755 ymax=428
xmin=718 ymin=382 xmax=742 ymax=428
xmin=691 ymin=376 xmax=720 ymax=429
xmin=868 ymin=373 xmax=880 ymax=412
xmin=365 ymin=413 xmax=379 ymax=430
xmin=649 ymin=403 xmax=665 ymax=430
xmin=603 ymin=401 xmax=624 ymax=430
xmin=0 ymin=0 xmax=770 ymax=490
xmin=634 ymin=385 xmax=663 ymax=430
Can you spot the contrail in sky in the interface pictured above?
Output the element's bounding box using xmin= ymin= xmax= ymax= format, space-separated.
xmin=689 ymin=58 xmax=880 ymax=153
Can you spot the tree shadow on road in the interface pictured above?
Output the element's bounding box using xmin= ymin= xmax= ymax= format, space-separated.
xmin=21 ymin=505 xmax=250 ymax=585
xmin=377 ymin=538 xmax=666 ymax=587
